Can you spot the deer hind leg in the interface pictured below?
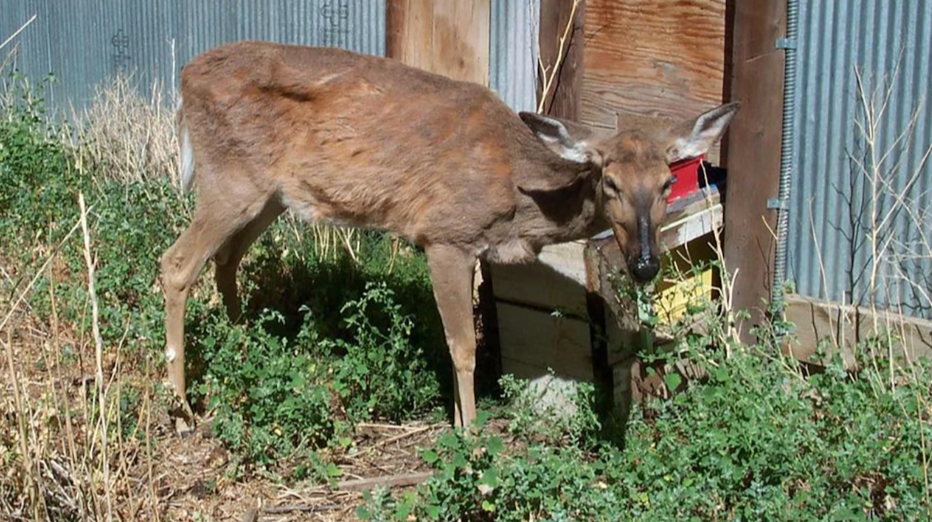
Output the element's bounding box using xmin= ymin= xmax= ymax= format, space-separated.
xmin=426 ymin=244 xmax=478 ymax=428
xmin=160 ymin=191 xmax=271 ymax=418
xmin=214 ymin=199 xmax=285 ymax=321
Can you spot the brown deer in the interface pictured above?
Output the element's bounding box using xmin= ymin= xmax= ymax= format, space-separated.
xmin=160 ymin=41 xmax=739 ymax=429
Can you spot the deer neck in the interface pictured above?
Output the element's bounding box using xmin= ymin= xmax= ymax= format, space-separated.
xmin=518 ymin=156 xmax=609 ymax=246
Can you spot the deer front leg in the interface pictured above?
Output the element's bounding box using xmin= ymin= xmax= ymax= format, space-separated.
xmin=426 ymin=244 xmax=478 ymax=428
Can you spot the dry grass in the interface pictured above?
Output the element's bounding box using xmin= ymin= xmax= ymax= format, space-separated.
xmin=0 ymin=49 xmax=415 ymax=520
xmin=0 ymin=206 xmax=163 ymax=520
xmin=70 ymin=75 xmax=180 ymax=188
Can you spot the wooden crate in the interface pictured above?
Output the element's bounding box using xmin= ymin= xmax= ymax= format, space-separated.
xmin=490 ymin=185 xmax=724 ymax=418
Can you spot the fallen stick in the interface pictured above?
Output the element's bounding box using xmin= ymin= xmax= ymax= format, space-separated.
xmin=356 ymin=422 xmax=410 ymax=431
xmin=349 ymin=424 xmax=442 ymax=460
xmin=373 ymin=425 xmax=439 ymax=449
xmin=336 ymin=471 xmax=434 ymax=492
xmin=242 ymin=503 xmax=340 ymax=522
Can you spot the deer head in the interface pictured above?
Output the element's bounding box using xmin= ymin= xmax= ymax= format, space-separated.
xmin=519 ymin=102 xmax=740 ymax=283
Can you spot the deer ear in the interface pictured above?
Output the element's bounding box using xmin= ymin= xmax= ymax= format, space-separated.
xmin=516 ymin=112 xmax=601 ymax=193
xmin=665 ymin=102 xmax=741 ymax=163
xmin=519 ymin=112 xmax=602 ymax=165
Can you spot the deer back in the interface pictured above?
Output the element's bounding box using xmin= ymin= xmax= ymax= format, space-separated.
xmin=178 ymin=41 xmax=584 ymax=257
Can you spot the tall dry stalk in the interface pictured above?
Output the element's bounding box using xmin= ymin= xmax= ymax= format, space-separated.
xmin=78 ymin=193 xmax=113 ymax=522
xmin=846 ymin=62 xmax=932 ymax=385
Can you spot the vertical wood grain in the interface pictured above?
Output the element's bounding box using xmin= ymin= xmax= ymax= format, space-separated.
xmin=538 ymin=0 xmax=585 ymax=120
xmin=386 ymin=0 xmax=490 ymax=84
xmin=723 ymin=0 xmax=786 ymax=342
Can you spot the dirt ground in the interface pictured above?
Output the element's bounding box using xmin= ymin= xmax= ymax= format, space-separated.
xmin=1 ymin=303 xmax=511 ymax=522
xmin=160 ymin=417 xmax=444 ymax=521
xmin=1 ymin=254 xmax=511 ymax=521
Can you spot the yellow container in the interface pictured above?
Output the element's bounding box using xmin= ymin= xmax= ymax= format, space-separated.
xmin=653 ymin=237 xmax=718 ymax=325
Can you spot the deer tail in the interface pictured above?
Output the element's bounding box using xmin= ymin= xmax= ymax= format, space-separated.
xmin=176 ymin=95 xmax=196 ymax=194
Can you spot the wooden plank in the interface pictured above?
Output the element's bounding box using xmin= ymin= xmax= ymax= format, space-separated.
xmin=336 ymin=472 xmax=434 ymax=492
xmin=723 ymin=0 xmax=786 ymax=343
xmin=490 ymin=242 xmax=590 ymax=317
xmin=431 ymin=0 xmax=490 ymax=83
xmin=385 ymin=0 xmax=490 ymax=84
xmin=784 ymin=294 xmax=932 ymax=369
xmin=538 ymin=0 xmax=586 ymax=119
xmin=497 ymin=302 xmax=593 ymax=380
xmin=386 ymin=0 xmax=433 ymax=70
xmin=659 ymin=202 xmax=722 ymax=249
xmin=581 ymin=0 xmax=727 ymax=162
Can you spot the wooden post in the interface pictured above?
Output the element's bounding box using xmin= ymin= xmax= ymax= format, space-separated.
xmin=723 ymin=0 xmax=787 ymax=342
xmin=538 ymin=0 xmax=585 ymax=120
xmin=386 ymin=0 xmax=489 ymax=83
xmin=385 ymin=0 xmax=500 ymax=387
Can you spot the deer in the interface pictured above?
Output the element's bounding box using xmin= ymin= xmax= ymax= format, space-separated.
xmin=160 ymin=40 xmax=739 ymax=430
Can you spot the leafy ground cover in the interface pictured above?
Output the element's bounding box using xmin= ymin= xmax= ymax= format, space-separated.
xmin=2 ymin=71 xmax=930 ymax=522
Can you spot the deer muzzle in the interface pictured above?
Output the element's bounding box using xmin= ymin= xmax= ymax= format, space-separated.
xmin=629 ymin=215 xmax=660 ymax=282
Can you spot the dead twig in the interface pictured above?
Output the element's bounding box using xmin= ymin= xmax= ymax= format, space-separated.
xmin=242 ymin=503 xmax=340 ymax=522
xmin=79 ymin=192 xmax=113 ymax=522
xmin=336 ymin=471 xmax=434 ymax=493
xmin=0 ymin=13 xmax=36 ymax=51
xmin=537 ymin=0 xmax=581 ymax=114
xmin=350 ymin=424 xmax=443 ymax=461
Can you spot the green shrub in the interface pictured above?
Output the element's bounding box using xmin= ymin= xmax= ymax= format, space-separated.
xmin=198 ymin=309 xmax=336 ymax=468
xmin=363 ymin=351 xmax=932 ymax=521
xmin=359 ymin=411 xmax=615 ymax=522
xmin=325 ymin=281 xmax=442 ymax=422
xmin=1 ymin=73 xmax=446 ymax=476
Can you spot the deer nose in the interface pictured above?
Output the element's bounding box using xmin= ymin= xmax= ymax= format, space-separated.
xmin=630 ymin=255 xmax=660 ymax=283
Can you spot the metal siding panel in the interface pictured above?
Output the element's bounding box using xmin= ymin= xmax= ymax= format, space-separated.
xmin=490 ymin=0 xmax=538 ymax=113
xmin=790 ymin=0 xmax=932 ymax=318
xmin=2 ymin=0 xmax=385 ymax=116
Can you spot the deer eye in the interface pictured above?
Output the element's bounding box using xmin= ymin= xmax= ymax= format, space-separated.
xmin=604 ymin=177 xmax=622 ymax=196
xmin=662 ymin=177 xmax=675 ymax=193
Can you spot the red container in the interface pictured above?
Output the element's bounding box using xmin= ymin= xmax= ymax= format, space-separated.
xmin=667 ymin=154 xmax=706 ymax=203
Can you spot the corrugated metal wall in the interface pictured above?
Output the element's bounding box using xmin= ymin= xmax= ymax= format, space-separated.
xmin=0 ymin=1 xmax=386 ymax=114
xmin=789 ymin=0 xmax=932 ymax=318
xmin=490 ymin=0 xmax=539 ymax=113
xmin=2 ymin=1 xmax=540 ymax=115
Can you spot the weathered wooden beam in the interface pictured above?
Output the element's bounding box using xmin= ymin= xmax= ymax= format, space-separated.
xmin=538 ymin=0 xmax=585 ymax=119
xmin=784 ymin=294 xmax=932 ymax=369
xmin=723 ymin=0 xmax=786 ymax=343
xmin=385 ymin=0 xmax=490 ymax=84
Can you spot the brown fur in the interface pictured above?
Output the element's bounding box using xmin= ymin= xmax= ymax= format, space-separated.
xmin=160 ymin=41 xmax=739 ymax=429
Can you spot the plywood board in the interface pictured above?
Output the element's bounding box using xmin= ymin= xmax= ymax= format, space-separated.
xmin=581 ymin=0 xmax=727 ymax=159
xmin=581 ymin=0 xmax=727 ymax=123
xmin=489 ymin=241 xmax=590 ymax=316
xmin=497 ymin=302 xmax=594 ymax=381
xmin=386 ymin=0 xmax=490 ymax=84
